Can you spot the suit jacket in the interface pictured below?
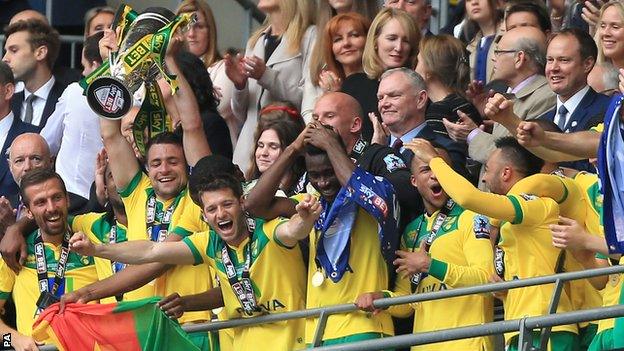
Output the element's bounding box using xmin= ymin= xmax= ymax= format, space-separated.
xmin=539 ymin=87 xmax=609 ymax=133
xmin=232 ymin=26 xmax=317 ymax=173
xmin=469 ymin=75 xmax=556 ymax=164
xmin=539 ymin=87 xmax=609 ymax=172
xmin=399 ymin=124 xmax=467 ymax=174
xmin=0 ymin=116 xmax=39 ymax=205
xmin=10 ymin=78 xmax=66 ymax=129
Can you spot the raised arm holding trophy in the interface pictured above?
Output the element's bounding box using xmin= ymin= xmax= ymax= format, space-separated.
xmin=81 ymin=4 xmax=193 ymax=155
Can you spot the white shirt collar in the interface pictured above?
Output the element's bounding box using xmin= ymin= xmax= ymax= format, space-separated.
xmin=389 ymin=122 xmax=427 ymax=148
xmin=0 ymin=111 xmax=15 ymax=149
xmin=557 ymin=85 xmax=590 ymax=116
xmin=24 ymin=75 xmax=55 ymax=101
xmin=0 ymin=111 xmax=14 ymax=128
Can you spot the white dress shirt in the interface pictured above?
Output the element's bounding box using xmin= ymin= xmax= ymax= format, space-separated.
xmin=40 ymin=82 xmax=103 ymax=199
xmin=554 ymin=85 xmax=590 ymax=130
xmin=21 ymin=76 xmax=55 ymax=127
xmin=389 ymin=122 xmax=428 ymax=153
xmin=0 ymin=112 xmax=14 ymax=152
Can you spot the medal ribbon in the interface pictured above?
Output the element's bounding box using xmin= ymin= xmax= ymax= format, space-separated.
xmin=108 ymin=224 xmax=126 ymax=273
xmin=35 ymin=228 xmax=72 ymax=313
xmin=410 ymin=199 xmax=454 ymax=293
xmin=145 ymin=189 xmax=185 ymax=242
xmin=220 ymin=217 xmax=261 ymax=316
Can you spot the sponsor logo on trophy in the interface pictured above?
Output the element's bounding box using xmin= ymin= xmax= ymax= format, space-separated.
xmin=81 ymin=4 xmax=193 ymax=153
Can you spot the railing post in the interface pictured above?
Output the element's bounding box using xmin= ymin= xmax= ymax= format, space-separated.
xmin=312 ymin=310 xmax=330 ymax=347
xmin=539 ymin=278 xmax=564 ymax=349
xmin=518 ymin=317 xmax=534 ymax=351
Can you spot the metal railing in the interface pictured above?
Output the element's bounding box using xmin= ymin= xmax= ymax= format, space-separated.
xmin=185 ymin=264 xmax=624 ymax=349
xmin=36 ymin=264 xmax=624 ymax=351
xmin=0 ymin=34 xmax=84 ymax=69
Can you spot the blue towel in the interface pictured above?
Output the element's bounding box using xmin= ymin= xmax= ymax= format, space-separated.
xmin=597 ymin=93 xmax=624 ymax=253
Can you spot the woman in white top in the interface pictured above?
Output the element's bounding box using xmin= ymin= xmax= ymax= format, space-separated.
xmin=176 ymin=0 xmax=240 ymax=147
xmin=225 ymin=0 xmax=316 ymax=173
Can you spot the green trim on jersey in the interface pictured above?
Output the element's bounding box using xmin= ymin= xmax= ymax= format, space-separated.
xmin=184 ymin=218 xmax=272 ymax=277
xmin=184 ymin=238 xmax=204 ymax=265
xmin=507 ymin=195 xmax=524 ymax=225
xmin=312 ymin=332 xmax=390 ymax=347
xmin=271 ymin=221 xmax=293 ymax=249
xmin=402 ymin=205 xmax=465 ymax=250
xmin=429 ymin=259 xmax=448 ymax=281
xmin=23 ymin=230 xmax=95 ymax=271
xmin=584 ymin=179 xmax=603 ymax=225
xmin=119 ymin=170 xmax=143 ymax=197
xmin=171 ymin=226 xmax=194 ymax=237
xmin=89 ymin=213 xmax=128 ymax=243
xmin=588 ymin=328 xmax=614 ymax=351
xmin=556 ymin=177 xmax=569 ymax=204
xmin=508 ymin=331 xmax=579 ymax=351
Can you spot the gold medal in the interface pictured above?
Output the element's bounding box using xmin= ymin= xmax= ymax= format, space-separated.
xmin=311 ymin=270 xmax=325 ymax=287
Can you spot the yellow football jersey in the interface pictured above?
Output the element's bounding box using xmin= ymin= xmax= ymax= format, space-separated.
xmin=388 ymin=205 xmax=494 ymax=351
xmin=0 ymin=231 xmax=99 ymax=344
xmin=70 ymin=212 xmax=128 ymax=304
xmin=183 ymin=218 xmax=306 ymax=351
xmin=120 ymin=171 xmax=212 ymax=323
xmin=291 ymin=194 xmax=395 ymax=344
xmin=430 ymin=158 xmax=578 ymax=341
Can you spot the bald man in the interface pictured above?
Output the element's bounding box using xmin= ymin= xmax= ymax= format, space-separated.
xmin=448 ymin=27 xmax=556 ymax=180
xmin=9 ymin=9 xmax=49 ymax=25
xmin=309 ymin=91 xmax=425 ymax=227
xmin=7 ymin=133 xmax=51 ymax=203
xmin=0 ymin=133 xmax=50 ymax=235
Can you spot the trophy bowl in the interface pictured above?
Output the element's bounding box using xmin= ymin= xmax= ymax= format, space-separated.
xmin=86 ymin=7 xmax=176 ymax=120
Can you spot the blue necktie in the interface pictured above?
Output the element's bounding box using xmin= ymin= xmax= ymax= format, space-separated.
xmin=557 ymin=105 xmax=568 ymax=131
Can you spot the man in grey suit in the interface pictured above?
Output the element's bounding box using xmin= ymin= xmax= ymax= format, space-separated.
xmin=445 ymin=26 xmax=556 ymax=178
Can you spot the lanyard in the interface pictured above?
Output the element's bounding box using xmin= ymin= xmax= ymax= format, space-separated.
xmin=410 ymin=199 xmax=454 ymax=292
xmin=109 ymin=224 xmax=126 ymax=274
xmin=145 ymin=191 xmax=182 ymax=242
xmin=34 ymin=228 xmax=72 ymax=312
xmin=220 ymin=216 xmax=262 ymax=316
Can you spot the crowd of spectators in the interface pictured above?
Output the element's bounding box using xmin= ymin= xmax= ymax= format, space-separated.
xmin=0 ymin=0 xmax=623 ymax=350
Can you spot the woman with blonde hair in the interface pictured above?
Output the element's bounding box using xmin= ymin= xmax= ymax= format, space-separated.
xmin=226 ymin=0 xmax=316 ymax=174
xmin=596 ymin=0 xmax=624 ymax=68
xmin=417 ymin=34 xmax=482 ymax=138
xmin=176 ymin=0 xmax=240 ymax=147
xmin=362 ymin=8 xmax=420 ymax=80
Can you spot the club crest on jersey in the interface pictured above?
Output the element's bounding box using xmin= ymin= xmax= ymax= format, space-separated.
xmin=442 ymin=216 xmax=458 ymax=231
xmin=383 ymin=154 xmax=406 ymax=172
xmin=473 ymin=214 xmax=491 ymax=239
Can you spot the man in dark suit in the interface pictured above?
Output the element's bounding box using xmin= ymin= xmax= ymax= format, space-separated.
xmin=0 ymin=62 xmax=39 ymax=204
xmin=2 ymin=19 xmax=65 ymax=129
xmin=377 ymin=67 xmax=466 ymax=171
xmin=539 ymin=28 xmax=609 ymax=171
